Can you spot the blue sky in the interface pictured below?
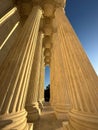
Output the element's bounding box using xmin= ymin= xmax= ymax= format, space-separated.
xmin=45 ymin=66 xmax=50 ymax=87
xmin=45 ymin=0 xmax=98 ymax=87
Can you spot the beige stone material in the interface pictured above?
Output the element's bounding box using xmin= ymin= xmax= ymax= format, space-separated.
xmin=0 ymin=7 xmax=21 ymax=66
xmin=0 ymin=0 xmax=13 ymax=17
xmin=38 ymin=48 xmax=45 ymax=110
xmin=62 ymin=121 xmax=74 ymax=130
xmin=50 ymin=47 xmax=61 ymax=108
xmin=33 ymin=102 xmax=63 ymax=130
xmin=42 ymin=3 xmax=56 ymax=17
xmin=50 ymin=33 xmax=71 ymax=120
xmin=0 ymin=6 xmax=42 ymax=130
xmin=44 ymin=48 xmax=51 ymax=57
xmin=28 ymin=123 xmax=33 ymax=130
xmin=55 ymin=7 xmax=98 ymax=130
xmin=43 ymin=36 xmax=52 ymax=49
xmin=1 ymin=0 xmax=98 ymax=130
xmin=26 ymin=32 xmax=43 ymax=122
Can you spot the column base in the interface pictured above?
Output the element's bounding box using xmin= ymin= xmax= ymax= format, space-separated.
xmin=0 ymin=109 xmax=28 ymax=130
xmin=26 ymin=102 xmax=41 ymax=122
xmin=63 ymin=121 xmax=74 ymax=130
xmin=38 ymin=100 xmax=44 ymax=111
xmin=55 ymin=112 xmax=68 ymax=121
xmin=69 ymin=110 xmax=98 ymax=130
xmin=28 ymin=123 xmax=33 ymax=130
xmin=54 ymin=104 xmax=71 ymax=120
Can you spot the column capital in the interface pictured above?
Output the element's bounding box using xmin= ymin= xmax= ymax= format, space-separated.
xmin=40 ymin=0 xmax=66 ymax=8
xmin=43 ymin=36 xmax=52 ymax=49
xmin=32 ymin=0 xmax=66 ymax=17
xmin=40 ymin=17 xmax=57 ymax=35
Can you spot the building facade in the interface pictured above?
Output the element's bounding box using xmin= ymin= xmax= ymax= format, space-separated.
xmin=0 ymin=0 xmax=98 ymax=130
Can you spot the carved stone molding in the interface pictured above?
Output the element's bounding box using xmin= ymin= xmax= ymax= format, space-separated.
xmin=44 ymin=48 xmax=51 ymax=57
xmin=44 ymin=55 xmax=51 ymax=65
xmin=43 ymin=36 xmax=52 ymax=49
xmin=40 ymin=17 xmax=56 ymax=35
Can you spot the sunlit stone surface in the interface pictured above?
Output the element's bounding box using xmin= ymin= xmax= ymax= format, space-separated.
xmin=0 ymin=0 xmax=98 ymax=130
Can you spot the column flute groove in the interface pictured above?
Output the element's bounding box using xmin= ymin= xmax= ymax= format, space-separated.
xmin=61 ymin=18 xmax=98 ymax=112
xmin=55 ymin=7 xmax=98 ymax=130
xmin=38 ymin=48 xmax=45 ymax=110
xmin=51 ymin=33 xmax=71 ymax=120
xmin=26 ymin=32 xmax=43 ymax=122
xmin=58 ymin=25 xmax=79 ymax=110
xmin=0 ymin=6 xmax=42 ymax=130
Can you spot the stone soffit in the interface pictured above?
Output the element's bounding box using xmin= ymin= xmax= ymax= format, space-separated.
xmin=14 ymin=0 xmax=66 ymax=18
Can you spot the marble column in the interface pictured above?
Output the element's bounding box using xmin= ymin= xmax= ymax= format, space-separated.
xmin=50 ymin=33 xmax=71 ymax=120
xmin=50 ymin=42 xmax=57 ymax=106
xmin=38 ymin=49 xmax=45 ymax=111
xmin=55 ymin=7 xmax=98 ymax=130
xmin=0 ymin=6 xmax=42 ymax=130
xmin=50 ymin=38 xmax=62 ymax=109
xmin=26 ymin=32 xmax=43 ymax=122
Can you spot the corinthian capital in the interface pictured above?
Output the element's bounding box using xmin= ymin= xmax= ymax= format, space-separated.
xmin=32 ymin=0 xmax=66 ymax=17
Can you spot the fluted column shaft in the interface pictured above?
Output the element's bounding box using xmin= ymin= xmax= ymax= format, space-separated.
xmin=0 ymin=6 xmax=42 ymax=130
xmin=50 ymin=33 xmax=71 ymax=120
xmin=26 ymin=32 xmax=43 ymax=122
xmin=50 ymin=37 xmax=63 ymax=108
xmin=38 ymin=49 xmax=45 ymax=110
xmin=50 ymin=44 xmax=57 ymax=106
xmin=55 ymin=7 xmax=98 ymax=130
